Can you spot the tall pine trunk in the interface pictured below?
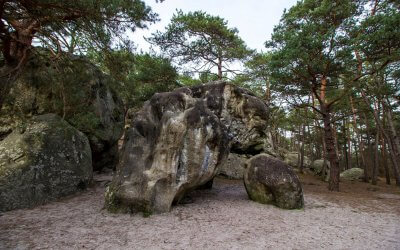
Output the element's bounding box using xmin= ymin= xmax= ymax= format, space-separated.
xmin=321 ymin=104 xmax=340 ymax=191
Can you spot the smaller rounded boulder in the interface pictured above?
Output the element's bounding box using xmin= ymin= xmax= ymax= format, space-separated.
xmin=340 ymin=168 xmax=364 ymax=181
xmin=244 ymin=154 xmax=304 ymax=209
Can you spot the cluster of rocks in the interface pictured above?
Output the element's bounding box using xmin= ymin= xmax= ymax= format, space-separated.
xmin=106 ymin=82 xmax=304 ymax=213
xmin=283 ymin=151 xmax=364 ymax=182
xmin=0 ymin=52 xmax=124 ymax=212
xmin=1 ymin=57 xmax=305 ymax=213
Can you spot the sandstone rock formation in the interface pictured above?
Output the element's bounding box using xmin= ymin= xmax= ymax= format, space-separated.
xmin=218 ymin=153 xmax=249 ymax=179
xmin=105 ymin=82 xmax=269 ymax=214
xmin=0 ymin=114 xmax=92 ymax=212
xmin=244 ymin=154 xmax=304 ymax=209
xmin=0 ymin=51 xmax=124 ymax=170
xmin=283 ymin=151 xmax=311 ymax=168
xmin=340 ymin=168 xmax=364 ymax=181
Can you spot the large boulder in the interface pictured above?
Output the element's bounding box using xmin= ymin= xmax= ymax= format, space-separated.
xmin=283 ymin=151 xmax=311 ymax=168
xmin=0 ymin=50 xmax=124 ymax=170
xmin=340 ymin=168 xmax=364 ymax=181
xmin=244 ymin=154 xmax=304 ymax=209
xmin=105 ymin=82 xmax=269 ymax=214
xmin=218 ymin=153 xmax=249 ymax=179
xmin=0 ymin=114 xmax=92 ymax=212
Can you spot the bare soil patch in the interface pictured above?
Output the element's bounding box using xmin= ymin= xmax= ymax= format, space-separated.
xmin=1 ymin=173 xmax=399 ymax=249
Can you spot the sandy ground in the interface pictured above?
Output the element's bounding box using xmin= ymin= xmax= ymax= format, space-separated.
xmin=1 ymin=173 xmax=400 ymax=250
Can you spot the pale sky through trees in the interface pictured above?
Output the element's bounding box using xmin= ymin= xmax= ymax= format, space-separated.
xmin=132 ymin=0 xmax=298 ymax=53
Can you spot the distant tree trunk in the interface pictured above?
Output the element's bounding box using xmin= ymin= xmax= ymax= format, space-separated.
xmin=354 ymin=139 xmax=359 ymax=168
xmin=347 ymin=118 xmax=352 ymax=169
xmin=385 ymin=99 xmax=400 ymax=161
xmin=299 ymin=123 xmax=305 ymax=173
xmin=343 ymin=119 xmax=349 ymax=170
xmin=364 ymin=113 xmax=371 ymax=183
xmin=383 ymin=99 xmax=400 ymax=186
xmin=321 ymin=134 xmax=328 ymax=181
xmin=381 ymin=135 xmax=391 ymax=185
xmin=372 ymin=128 xmax=380 ymax=185
xmin=381 ymin=107 xmax=391 ymax=185
xmin=350 ymin=96 xmax=367 ymax=179
xmin=372 ymin=100 xmax=382 ymax=185
xmin=307 ymin=124 xmax=313 ymax=160
xmin=361 ymin=91 xmax=400 ymax=187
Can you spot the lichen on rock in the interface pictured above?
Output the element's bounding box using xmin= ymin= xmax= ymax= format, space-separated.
xmin=244 ymin=154 xmax=304 ymax=209
xmin=340 ymin=168 xmax=364 ymax=181
xmin=0 ymin=114 xmax=92 ymax=212
xmin=0 ymin=50 xmax=124 ymax=171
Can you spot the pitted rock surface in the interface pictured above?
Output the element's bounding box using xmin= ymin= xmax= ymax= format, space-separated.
xmin=106 ymin=81 xmax=269 ymax=213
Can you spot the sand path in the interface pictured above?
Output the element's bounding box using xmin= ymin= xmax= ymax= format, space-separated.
xmin=1 ymin=173 xmax=400 ymax=249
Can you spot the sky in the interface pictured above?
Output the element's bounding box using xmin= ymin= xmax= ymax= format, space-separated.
xmin=132 ymin=0 xmax=298 ymax=53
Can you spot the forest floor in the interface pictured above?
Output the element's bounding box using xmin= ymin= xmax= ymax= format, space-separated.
xmin=1 ymin=172 xmax=400 ymax=250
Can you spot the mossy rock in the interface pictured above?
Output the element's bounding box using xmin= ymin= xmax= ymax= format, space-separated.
xmin=244 ymin=154 xmax=304 ymax=209
xmin=340 ymin=168 xmax=364 ymax=181
xmin=1 ymin=49 xmax=124 ymax=170
xmin=0 ymin=114 xmax=92 ymax=212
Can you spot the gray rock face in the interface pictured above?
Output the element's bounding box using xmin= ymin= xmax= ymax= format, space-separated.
xmin=218 ymin=153 xmax=249 ymax=179
xmin=106 ymin=82 xmax=269 ymax=214
xmin=311 ymin=159 xmax=330 ymax=181
xmin=0 ymin=114 xmax=92 ymax=212
xmin=190 ymin=83 xmax=269 ymax=153
xmin=283 ymin=151 xmax=311 ymax=168
xmin=1 ymin=51 xmax=124 ymax=170
xmin=244 ymin=154 xmax=304 ymax=209
xmin=340 ymin=168 xmax=364 ymax=181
